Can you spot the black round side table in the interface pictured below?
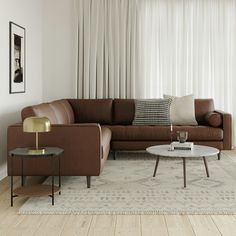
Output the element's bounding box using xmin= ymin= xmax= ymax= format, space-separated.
xmin=9 ymin=147 xmax=64 ymax=206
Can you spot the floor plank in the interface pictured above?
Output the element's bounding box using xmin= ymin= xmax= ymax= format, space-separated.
xmin=88 ymin=215 xmax=116 ymax=236
xmin=34 ymin=227 xmax=64 ymax=236
xmin=3 ymin=228 xmax=37 ymax=236
xmin=33 ymin=215 xmax=67 ymax=236
xmin=15 ymin=215 xmax=43 ymax=230
xmin=61 ymin=227 xmax=89 ymax=236
xmin=88 ymin=228 xmax=115 ymax=236
xmin=41 ymin=215 xmax=67 ymax=228
xmin=115 ymin=215 xmax=141 ymax=236
xmin=165 ymin=215 xmax=196 ymax=236
xmin=0 ymin=211 xmax=25 ymax=229
xmin=211 ymin=215 xmax=236 ymax=236
xmin=61 ymin=215 xmax=93 ymax=236
xmin=141 ymin=215 xmax=168 ymax=236
xmin=188 ymin=215 xmax=221 ymax=236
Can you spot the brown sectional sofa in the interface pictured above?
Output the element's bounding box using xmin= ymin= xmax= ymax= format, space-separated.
xmin=7 ymin=98 xmax=232 ymax=188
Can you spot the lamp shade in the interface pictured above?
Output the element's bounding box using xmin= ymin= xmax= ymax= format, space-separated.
xmin=23 ymin=117 xmax=51 ymax=133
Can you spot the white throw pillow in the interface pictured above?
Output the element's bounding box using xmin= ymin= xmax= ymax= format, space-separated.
xmin=163 ymin=94 xmax=198 ymax=125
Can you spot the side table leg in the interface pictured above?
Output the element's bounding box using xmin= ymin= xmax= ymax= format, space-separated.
xmin=52 ymin=175 xmax=54 ymax=205
xmin=59 ymin=156 xmax=61 ymax=195
xmin=203 ymin=156 xmax=210 ymax=177
xmin=21 ymin=157 xmax=24 ymax=186
xmin=153 ymin=156 xmax=160 ymax=177
xmin=218 ymin=152 xmax=221 ymax=160
xmin=11 ymin=174 xmax=13 ymax=207
xmin=183 ymin=158 xmax=186 ymax=188
xmin=11 ymin=156 xmax=13 ymax=207
xmin=52 ymin=156 xmax=54 ymax=206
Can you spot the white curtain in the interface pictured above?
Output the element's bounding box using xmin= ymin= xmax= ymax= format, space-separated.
xmin=139 ymin=0 xmax=236 ymax=111
xmin=77 ymin=0 xmax=143 ymax=99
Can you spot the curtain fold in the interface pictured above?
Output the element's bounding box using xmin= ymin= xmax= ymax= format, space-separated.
xmin=77 ymin=0 xmax=142 ymax=99
xmin=139 ymin=0 xmax=236 ymax=107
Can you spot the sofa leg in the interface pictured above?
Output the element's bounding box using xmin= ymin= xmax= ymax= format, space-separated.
xmin=113 ymin=151 xmax=117 ymax=160
xmin=86 ymin=176 xmax=91 ymax=188
xmin=218 ymin=152 xmax=221 ymax=160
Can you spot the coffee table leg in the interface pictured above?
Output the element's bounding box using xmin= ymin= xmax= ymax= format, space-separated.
xmin=218 ymin=152 xmax=221 ymax=160
xmin=203 ymin=156 xmax=210 ymax=177
xmin=183 ymin=158 xmax=186 ymax=188
xmin=153 ymin=156 xmax=160 ymax=177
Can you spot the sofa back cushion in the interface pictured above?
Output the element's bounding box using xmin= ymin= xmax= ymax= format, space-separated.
xmin=195 ymin=99 xmax=215 ymax=124
xmin=68 ymin=99 xmax=113 ymax=124
xmin=114 ymin=98 xmax=215 ymax=125
xmin=50 ymin=99 xmax=75 ymax=124
xmin=21 ymin=99 xmax=75 ymax=124
xmin=21 ymin=98 xmax=215 ymax=126
xmin=113 ymin=99 xmax=135 ymax=125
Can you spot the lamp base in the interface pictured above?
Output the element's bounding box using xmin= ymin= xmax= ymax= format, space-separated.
xmin=27 ymin=148 xmax=46 ymax=155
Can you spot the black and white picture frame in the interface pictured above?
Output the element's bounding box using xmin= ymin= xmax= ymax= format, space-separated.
xmin=9 ymin=22 xmax=25 ymax=94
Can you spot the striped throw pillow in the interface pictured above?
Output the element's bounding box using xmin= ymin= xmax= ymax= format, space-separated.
xmin=133 ymin=99 xmax=171 ymax=125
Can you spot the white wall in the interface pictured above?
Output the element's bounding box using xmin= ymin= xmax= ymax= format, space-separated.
xmin=0 ymin=0 xmax=43 ymax=179
xmin=42 ymin=0 xmax=78 ymax=101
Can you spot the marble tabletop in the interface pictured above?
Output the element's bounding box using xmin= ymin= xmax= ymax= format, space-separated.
xmin=146 ymin=144 xmax=219 ymax=158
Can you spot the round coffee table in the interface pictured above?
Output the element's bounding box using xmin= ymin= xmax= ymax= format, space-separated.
xmin=146 ymin=145 xmax=219 ymax=188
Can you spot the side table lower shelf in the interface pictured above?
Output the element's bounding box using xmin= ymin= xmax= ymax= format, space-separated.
xmin=14 ymin=185 xmax=60 ymax=197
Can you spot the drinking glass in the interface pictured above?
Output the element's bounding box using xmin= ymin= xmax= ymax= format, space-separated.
xmin=176 ymin=131 xmax=188 ymax=143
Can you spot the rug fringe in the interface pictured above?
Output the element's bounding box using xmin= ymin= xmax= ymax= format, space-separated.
xmin=18 ymin=210 xmax=236 ymax=215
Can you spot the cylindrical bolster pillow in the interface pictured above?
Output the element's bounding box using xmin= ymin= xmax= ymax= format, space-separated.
xmin=205 ymin=112 xmax=222 ymax=127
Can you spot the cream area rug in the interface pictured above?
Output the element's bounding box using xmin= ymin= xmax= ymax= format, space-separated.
xmin=19 ymin=152 xmax=236 ymax=214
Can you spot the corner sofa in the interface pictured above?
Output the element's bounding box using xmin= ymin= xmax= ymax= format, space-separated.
xmin=7 ymin=98 xmax=232 ymax=188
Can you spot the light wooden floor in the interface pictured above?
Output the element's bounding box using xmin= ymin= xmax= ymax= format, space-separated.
xmin=1 ymin=150 xmax=236 ymax=236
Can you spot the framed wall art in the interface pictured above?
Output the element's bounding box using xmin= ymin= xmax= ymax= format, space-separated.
xmin=9 ymin=22 xmax=25 ymax=94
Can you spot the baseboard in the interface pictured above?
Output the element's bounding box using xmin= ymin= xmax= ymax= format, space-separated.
xmin=0 ymin=163 xmax=7 ymax=181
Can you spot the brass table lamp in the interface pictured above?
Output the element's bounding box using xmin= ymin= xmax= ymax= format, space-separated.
xmin=23 ymin=117 xmax=51 ymax=154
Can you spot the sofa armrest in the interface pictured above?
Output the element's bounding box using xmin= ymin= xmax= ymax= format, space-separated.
xmin=7 ymin=123 xmax=103 ymax=176
xmin=215 ymin=110 xmax=232 ymax=149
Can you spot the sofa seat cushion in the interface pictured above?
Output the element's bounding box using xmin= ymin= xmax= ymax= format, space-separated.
xmin=101 ymin=127 xmax=112 ymax=148
xmin=104 ymin=125 xmax=223 ymax=141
